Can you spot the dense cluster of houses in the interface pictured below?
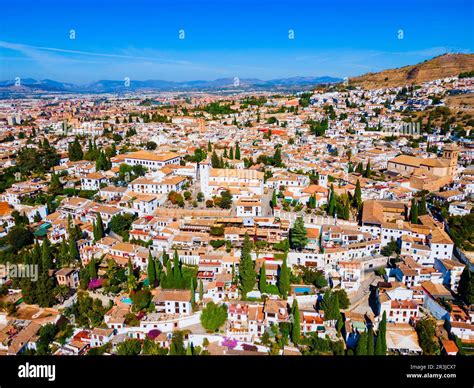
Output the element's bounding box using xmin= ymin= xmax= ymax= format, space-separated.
xmin=0 ymin=72 xmax=472 ymax=356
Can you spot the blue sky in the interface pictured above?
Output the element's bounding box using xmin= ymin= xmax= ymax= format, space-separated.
xmin=0 ymin=0 xmax=473 ymax=83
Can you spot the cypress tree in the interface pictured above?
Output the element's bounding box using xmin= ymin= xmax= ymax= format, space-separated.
xmin=343 ymin=198 xmax=350 ymax=220
xmin=259 ymin=264 xmax=267 ymax=293
xmin=319 ymin=232 xmax=324 ymax=254
xmin=69 ymin=235 xmax=79 ymax=262
xmin=375 ymin=330 xmax=383 ymax=355
xmin=67 ymin=214 xmax=73 ymax=234
xmin=37 ymin=245 xmax=54 ymax=307
xmin=410 ymin=199 xmax=419 ymax=224
xmin=190 ymin=278 xmax=195 ymax=306
xmin=186 ymin=343 xmax=193 ymax=355
xmin=207 ymin=140 xmax=212 ymax=152
xmin=165 ymin=260 xmax=174 ymax=289
xmin=147 ymin=253 xmax=156 ymax=287
xmin=92 ymin=221 xmax=97 ymax=241
xmin=354 ymin=179 xmax=362 ymax=210
xmin=235 ymin=142 xmax=241 ymax=160
xmin=364 ymin=160 xmax=371 ymax=178
xmin=68 ymin=137 xmax=83 ymax=161
xmin=380 ymin=311 xmax=387 ymax=354
xmin=278 ymin=255 xmax=290 ymax=299
xmin=162 ymin=249 xmax=170 ymax=266
xmin=367 ymin=327 xmax=375 ymax=355
xmin=239 ymin=233 xmax=257 ymax=298
xmin=271 ymin=190 xmax=277 ymax=208
xmin=41 ymin=237 xmax=52 ymax=270
xmin=106 ymin=155 xmax=112 ymax=170
xmin=32 ymin=241 xmax=41 ymax=272
xmin=88 ymin=258 xmax=97 ymax=279
xmin=356 ymin=331 xmax=368 ymax=355
xmin=291 ymin=299 xmax=300 ymax=345
xmin=96 ymin=151 xmax=107 ymax=171
xmin=211 ymin=151 xmax=220 ymax=168
xmin=36 ymin=271 xmax=55 ymax=307
xmin=229 ymin=146 xmax=234 ymax=160
xmin=57 ymin=238 xmax=70 ymax=266
xmin=348 ymin=161 xmax=354 ymax=173
xmin=21 ymin=252 xmax=36 ymax=304
xmin=159 ymin=272 xmax=167 ymax=289
xmin=172 ymin=249 xmax=182 ymax=289
xmin=458 ymin=267 xmax=473 ymax=305
xmin=419 ymin=195 xmax=427 ymax=216
xmin=328 ymin=184 xmax=336 ymax=217
xmin=321 ymin=290 xmax=332 ymax=319
xmin=95 ymin=213 xmax=105 ymax=240
xmin=333 ymin=292 xmax=341 ymax=323
xmin=199 ymin=279 xmax=204 ymax=301
xmin=154 ymin=259 xmax=163 ymax=287
xmin=231 ymin=262 xmax=237 ymax=284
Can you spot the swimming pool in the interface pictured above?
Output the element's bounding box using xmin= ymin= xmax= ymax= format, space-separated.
xmin=120 ymin=296 xmax=133 ymax=304
xmin=294 ymin=286 xmax=311 ymax=294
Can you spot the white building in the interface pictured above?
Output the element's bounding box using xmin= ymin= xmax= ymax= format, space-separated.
xmin=434 ymin=258 xmax=465 ymax=293
xmin=198 ymin=160 xmax=264 ymax=199
xmin=80 ymin=172 xmax=109 ymax=191
xmin=152 ymin=289 xmax=192 ymax=315
xmin=235 ymin=197 xmax=263 ymax=218
xmin=123 ymin=150 xmax=181 ymax=171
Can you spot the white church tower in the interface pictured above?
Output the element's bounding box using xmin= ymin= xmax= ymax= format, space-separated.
xmin=198 ymin=159 xmax=211 ymax=198
xmin=319 ymin=173 xmax=328 ymax=188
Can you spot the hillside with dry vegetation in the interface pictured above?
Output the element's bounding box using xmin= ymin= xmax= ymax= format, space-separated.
xmin=349 ymin=53 xmax=474 ymax=89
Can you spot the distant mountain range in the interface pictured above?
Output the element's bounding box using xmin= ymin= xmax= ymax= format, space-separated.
xmin=3 ymin=53 xmax=472 ymax=96
xmin=0 ymin=76 xmax=342 ymax=95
